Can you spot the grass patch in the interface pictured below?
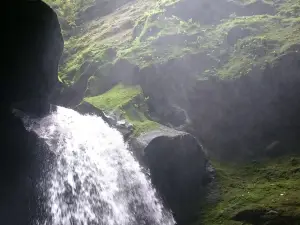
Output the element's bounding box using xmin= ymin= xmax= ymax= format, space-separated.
xmin=124 ymin=105 xmax=159 ymax=136
xmin=84 ymin=83 xmax=159 ymax=136
xmin=202 ymin=156 xmax=300 ymax=225
xmin=84 ymin=84 xmax=142 ymax=111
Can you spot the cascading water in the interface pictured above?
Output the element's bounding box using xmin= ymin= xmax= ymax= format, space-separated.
xmin=23 ymin=106 xmax=175 ymax=225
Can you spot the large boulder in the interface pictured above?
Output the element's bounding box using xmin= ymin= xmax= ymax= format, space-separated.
xmin=0 ymin=1 xmax=63 ymax=224
xmin=130 ymin=127 xmax=211 ymax=225
xmin=3 ymin=1 xmax=63 ymax=116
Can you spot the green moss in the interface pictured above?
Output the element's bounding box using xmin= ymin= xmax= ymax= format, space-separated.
xmin=84 ymin=84 xmax=142 ymax=111
xmin=212 ymin=14 xmax=300 ymax=78
xmin=278 ymin=0 xmax=300 ymax=18
xmin=202 ymin=157 xmax=300 ymax=225
xmin=124 ymin=105 xmax=159 ymax=136
xmin=84 ymin=83 xmax=158 ymax=136
xmin=48 ymin=0 xmax=300 ymax=82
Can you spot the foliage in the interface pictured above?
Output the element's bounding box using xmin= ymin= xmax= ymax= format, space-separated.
xmin=202 ymin=156 xmax=300 ymax=225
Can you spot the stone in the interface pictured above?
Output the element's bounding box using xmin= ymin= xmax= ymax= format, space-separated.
xmin=3 ymin=1 xmax=63 ymax=116
xmin=75 ymin=101 xmax=134 ymax=139
xmin=129 ymin=126 xmax=211 ymax=225
xmin=0 ymin=1 xmax=63 ymax=224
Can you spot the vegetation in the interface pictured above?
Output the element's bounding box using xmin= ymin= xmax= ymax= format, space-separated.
xmin=43 ymin=0 xmax=95 ymax=36
xmin=84 ymin=84 xmax=141 ymax=111
xmin=44 ymin=0 xmax=300 ymax=84
xmin=202 ymin=156 xmax=300 ymax=225
xmin=84 ymin=84 xmax=159 ymax=136
xmin=44 ymin=0 xmax=300 ymax=223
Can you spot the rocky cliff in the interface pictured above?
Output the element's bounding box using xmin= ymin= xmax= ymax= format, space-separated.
xmin=1 ymin=1 xmax=63 ymax=225
xmin=44 ymin=0 xmax=300 ymax=224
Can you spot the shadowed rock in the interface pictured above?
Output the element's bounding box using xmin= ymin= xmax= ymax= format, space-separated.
xmin=0 ymin=1 xmax=63 ymax=224
xmin=130 ymin=127 xmax=211 ymax=225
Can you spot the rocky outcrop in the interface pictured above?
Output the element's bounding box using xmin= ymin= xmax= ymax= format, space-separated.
xmin=4 ymin=1 xmax=63 ymax=116
xmin=0 ymin=1 xmax=63 ymax=224
xmin=187 ymin=50 xmax=300 ymax=160
xmin=130 ymin=127 xmax=211 ymax=225
xmin=135 ymin=53 xmax=218 ymax=128
xmin=131 ymin=47 xmax=300 ymax=161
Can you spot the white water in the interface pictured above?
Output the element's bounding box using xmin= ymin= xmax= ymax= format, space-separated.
xmin=26 ymin=106 xmax=175 ymax=225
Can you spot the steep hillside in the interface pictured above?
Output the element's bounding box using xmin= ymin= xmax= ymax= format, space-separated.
xmin=46 ymin=0 xmax=300 ymax=142
xmin=202 ymin=156 xmax=300 ymax=225
xmin=44 ymin=0 xmax=300 ymax=224
xmin=46 ymin=0 xmax=300 ymax=82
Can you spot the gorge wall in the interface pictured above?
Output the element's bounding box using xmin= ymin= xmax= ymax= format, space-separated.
xmin=48 ymin=0 xmax=300 ymax=160
xmin=0 ymin=1 xmax=63 ymax=225
xmin=8 ymin=0 xmax=300 ymax=225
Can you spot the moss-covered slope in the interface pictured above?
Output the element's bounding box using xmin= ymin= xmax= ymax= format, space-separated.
xmin=84 ymin=84 xmax=159 ymax=136
xmin=46 ymin=0 xmax=300 ymax=83
xmin=202 ymin=156 xmax=300 ymax=225
xmin=44 ymin=1 xmax=300 ymax=224
xmin=44 ymin=0 xmax=300 ymax=140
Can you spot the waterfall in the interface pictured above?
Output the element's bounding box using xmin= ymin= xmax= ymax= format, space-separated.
xmin=24 ymin=106 xmax=175 ymax=225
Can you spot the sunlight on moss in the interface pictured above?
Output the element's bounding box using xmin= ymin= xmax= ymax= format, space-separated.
xmin=84 ymin=84 xmax=141 ymax=112
xmin=84 ymin=83 xmax=158 ymax=136
xmin=44 ymin=0 xmax=300 ymax=82
xmin=202 ymin=157 xmax=300 ymax=225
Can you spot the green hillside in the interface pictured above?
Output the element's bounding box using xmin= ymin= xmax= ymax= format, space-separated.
xmin=44 ymin=0 xmax=300 ymax=224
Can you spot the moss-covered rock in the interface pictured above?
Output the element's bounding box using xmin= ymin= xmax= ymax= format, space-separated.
xmin=129 ymin=126 xmax=211 ymax=225
xmin=84 ymin=83 xmax=159 ymax=136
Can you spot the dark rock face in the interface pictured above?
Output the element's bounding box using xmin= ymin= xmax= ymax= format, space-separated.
xmin=135 ymin=46 xmax=300 ymax=160
xmin=188 ymin=51 xmax=300 ymax=160
xmin=130 ymin=128 xmax=210 ymax=225
xmin=1 ymin=111 xmax=56 ymax=225
xmin=3 ymin=1 xmax=63 ymax=116
xmin=136 ymin=53 xmax=218 ymax=128
xmin=0 ymin=1 xmax=63 ymax=224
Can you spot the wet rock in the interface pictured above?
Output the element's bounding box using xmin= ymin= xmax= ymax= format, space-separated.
xmin=0 ymin=2 xmax=63 ymax=224
xmin=129 ymin=126 xmax=211 ymax=225
xmin=75 ymin=101 xmax=134 ymax=139
xmin=3 ymin=1 xmax=63 ymax=116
